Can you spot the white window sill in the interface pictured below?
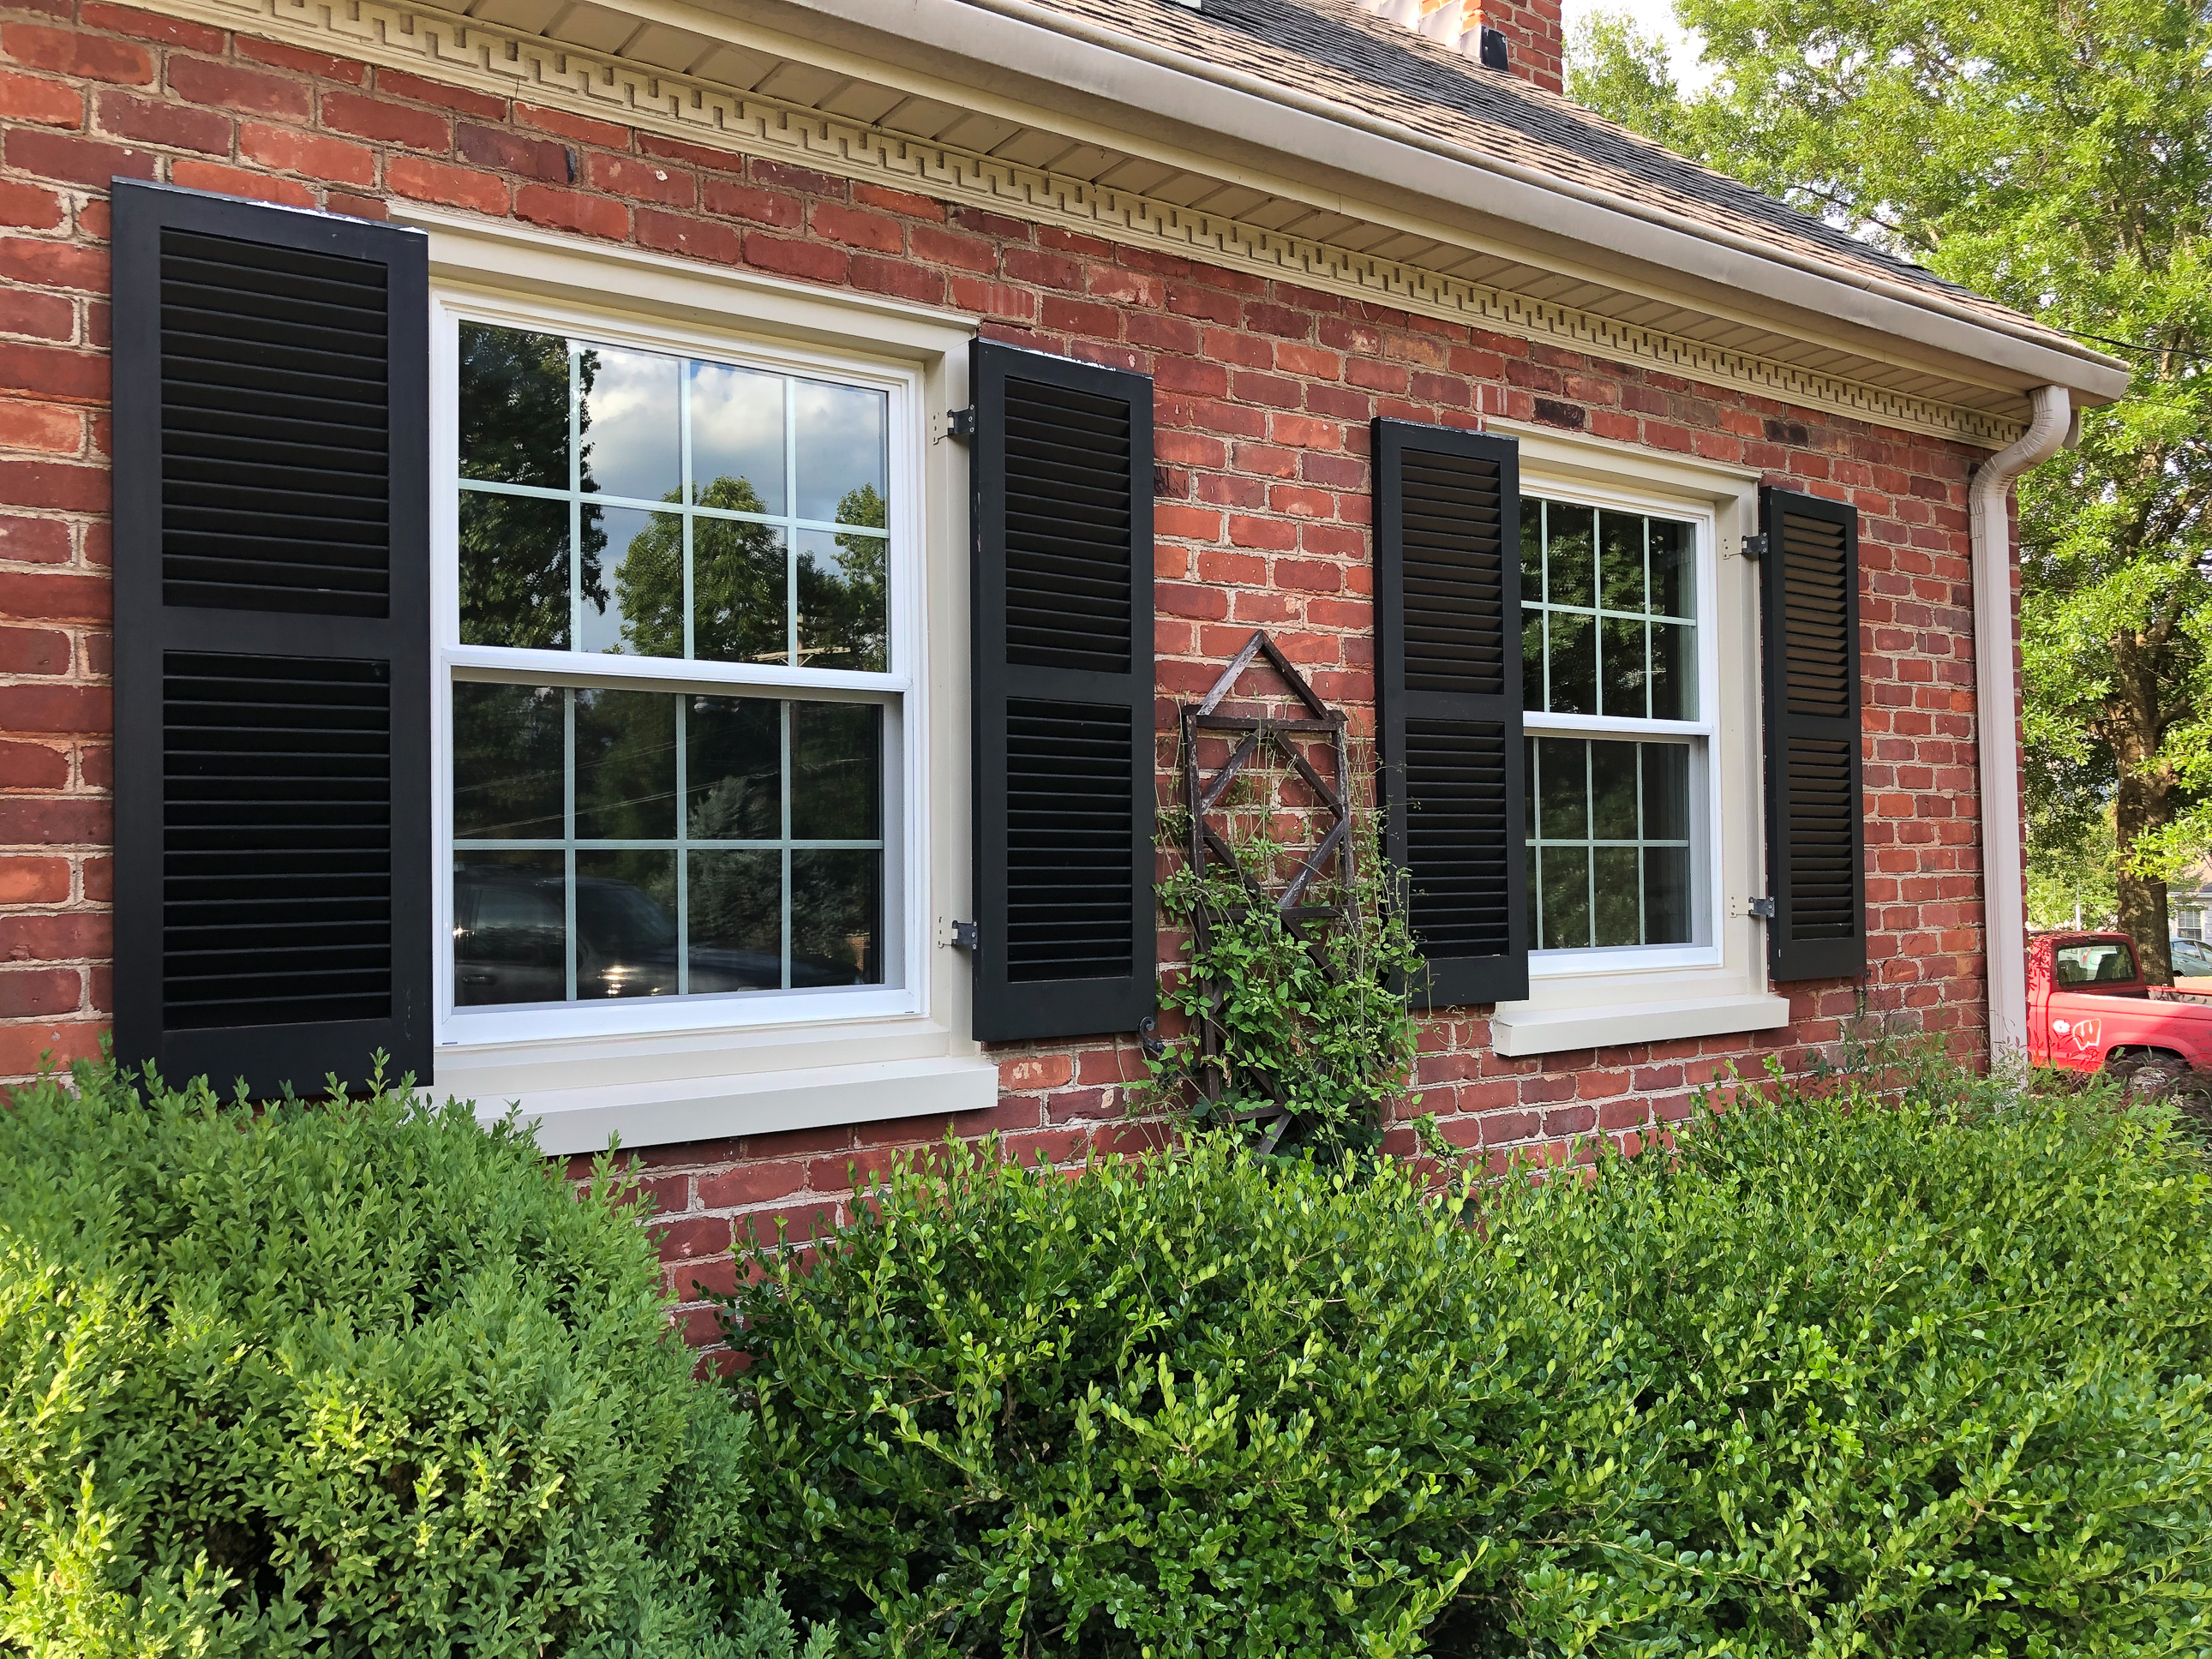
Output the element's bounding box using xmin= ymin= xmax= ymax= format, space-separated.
xmin=447 ymin=1052 xmax=999 ymax=1156
xmin=1489 ymin=991 xmax=1791 ymax=1056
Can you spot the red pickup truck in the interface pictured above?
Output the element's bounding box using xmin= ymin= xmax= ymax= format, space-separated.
xmin=2027 ymin=931 xmax=2212 ymax=1075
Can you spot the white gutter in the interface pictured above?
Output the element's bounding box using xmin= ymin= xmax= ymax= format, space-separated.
xmin=1971 ymin=385 xmax=2071 ymax=1057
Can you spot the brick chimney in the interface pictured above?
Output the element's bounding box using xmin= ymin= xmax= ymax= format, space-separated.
xmin=1373 ymin=0 xmax=1566 ymax=95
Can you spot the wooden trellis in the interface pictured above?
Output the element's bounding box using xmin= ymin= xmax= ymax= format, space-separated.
xmin=1176 ymin=629 xmax=1357 ymax=1155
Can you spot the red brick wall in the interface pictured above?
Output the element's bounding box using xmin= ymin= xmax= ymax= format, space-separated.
xmin=0 ymin=2 xmax=1991 ymax=1361
xmin=1414 ymin=0 xmax=1567 ymax=93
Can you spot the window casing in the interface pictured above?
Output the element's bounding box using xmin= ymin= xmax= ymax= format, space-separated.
xmin=1519 ymin=486 xmax=1721 ymax=975
xmin=430 ymin=293 xmax=927 ymax=1047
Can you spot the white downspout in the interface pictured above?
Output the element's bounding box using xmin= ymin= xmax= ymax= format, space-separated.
xmin=1970 ymin=384 xmax=2071 ymax=1057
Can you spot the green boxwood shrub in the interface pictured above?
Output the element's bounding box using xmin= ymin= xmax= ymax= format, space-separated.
xmin=0 ymin=1058 xmax=767 ymax=1657
xmin=723 ymin=1078 xmax=2212 ymax=1657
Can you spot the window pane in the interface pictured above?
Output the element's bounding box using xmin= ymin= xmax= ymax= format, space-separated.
xmin=1541 ymin=846 xmax=1590 ymax=949
xmin=576 ymin=850 xmax=677 ymax=998
xmin=1591 ymin=740 xmax=1638 ymax=840
xmin=791 ymin=703 xmax=881 ymax=840
xmin=692 ymin=517 xmax=788 ymax=666
xmin=686 ymin=696 xmax=780 ymax=842
xmin=459 ymin=324 xmax=567 ymax=488
xmin=459 ymin=489 xmax=569 ymax=651
xmin=1548 ymin=612 xmax=1596 ymax=714
xmin=1538 ymin=738 xmax=1587 ymax=839
xmin=454 ymin=851 xmax=565 ymax=1005
xmin=583 ymin=506 xmax=683 ymax=658
xmin=687 ymin=850 xmax=782 ymax=991
xmin=690 ymin=361 xmax=785 ymax=513
xmin=794 ymin=380 xmax=886 ymax=524
xmin=1644 ymin=846 xmax=1692 ymax=943
xmin=1599 ymin=510 xmax=1643 ymax=613
xmin=1545 ymin=502 xmax=1595 ymax=608
xmin=1599 ymin=615 xmax=1646 ymax=718
xmin=1650 ymin=518 xmax=1693 ymax=619
xmin=1521 ymin=608 xmax=1544 ymax=710
xmin=797 ymin=530 xmax=887 ymax=672
xmin=453 ymin=681 xmax=563 ymax=839
xmin=791 ymin=848 xmax=881 ymax=985
xmin=1641 ymin=742 xmax=1689 ymax=841
xmin=1652 ymin=621 xmax=1694 ymax=720
xmin=1593 ymin=847 xmax=1640 ymax=947
xmin=1520 ymin=508 xmax=1543 ymax=603
xmin=574 ymin=687 xmax=675 ymax=840
xmin=578 ymin=344 xmax=679 ymax=505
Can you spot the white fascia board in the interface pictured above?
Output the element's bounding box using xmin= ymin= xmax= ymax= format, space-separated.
xmin=1490 ymin=993 xmax=1793 ymax=1057
xmin=656 ymin=0 xmax=2129 ymax=407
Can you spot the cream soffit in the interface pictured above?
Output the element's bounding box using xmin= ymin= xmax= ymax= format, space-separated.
xmin=178 ymin=0 xmax=2029 ymax=445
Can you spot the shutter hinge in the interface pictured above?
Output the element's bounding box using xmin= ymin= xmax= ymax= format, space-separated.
xmin=1732 ymin=895 xmax=1777 ymax=919
xmin=944 ymin=919 xmax=980 ymax=950
xmin=946 ymin=406 xmax=977 ymax=441
xmin=1736 ymin=532 xmax=1770 ymax=562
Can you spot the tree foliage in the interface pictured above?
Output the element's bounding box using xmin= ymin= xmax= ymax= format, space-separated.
xmin=1569 ymin=0 xmax=2212 ymax=976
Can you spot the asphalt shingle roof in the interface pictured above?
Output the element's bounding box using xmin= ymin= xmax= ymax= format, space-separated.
xmin=1016 ymin=0 xmax=2080 ymax=351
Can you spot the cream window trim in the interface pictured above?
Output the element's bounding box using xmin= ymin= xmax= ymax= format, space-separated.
xmin=1489 ymin=424 xmax=1776 ymax=1055
xmin=416 ymin=213 xmax=981 ymax=1152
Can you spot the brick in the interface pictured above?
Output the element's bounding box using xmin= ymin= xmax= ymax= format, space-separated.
xmin=513 ymin=183 xmax=627 ymax=241
xmin=387 ymin=155 xmax=508 ymax=216
xmin=0 ymin=513 xmax=69 ymax=564
xmin=0 ymin=740 xmax=64 ymax=788
xmin=94 ymin=90 xmax=231 ymax=155
xmin=743 ymin=232 xmax=845 ymax=284
xmin=0 ymin=286 xmax=75 ymax=342
xmin=321 ymin=90 xmax=448 ymax=152
xmin=809 ymin=202 xmax=900 ymax=252
xmin=379 ymin=67 xmax=507 ymax=122
xmin=650 ymin=1213 xmax=731 ymax=1261
xmin=0 ymin=965 xmax=75 ymax=1017
xmin=701 ymin=177 xmax=802 ymax=229
xmin=241 ymin=123 xmax=375 ymax=187
xmin=0 ymin=627 xmax=68 ymax=673
xmin=81 ymin=857 xmax=110 ymax=902
xmin=0 ymin=911 xmax=110 ymax=960
xmin=0 ymin=855 xmax=68 ymax=903
xmin=633 ymin=207 xmax=740 ymax=265
xmin=514 ymin=100 xmax=631 ymax=149
xmin=0 ymin=342 xmax=104 ymax=404
xmin=697 ymin=1162 xmax=809 ymax=1209
xmin=0 ymin=1020 xmax=105 ymax=1078
xmin=848 ymin=255 xmax=944 ymax=305
xmin=638 ymin=132 xmax=747 ymax=175
xmin=0 ymin=570 xmax=108 ymax=622
xmin=1002 ymin=246 xmax=1084 ymax=291
xmin=853 ymin=181 xmax=944 ymax=220
xmin=0 ymin=400 xmax=79 ymax=452
xmin=1000 ymin=1054 xmax=1074 ymax=1092
xmin=0 ymin=237 xmax=105 ymax=290
xmin=910 ymin=223 xmax=998 ymax=273
xmin=588 ymin=152 xmax=693 ymax=207
xmin=752 ymin=157 xmax=844 ymax=199
xmin=0 ymin=67 xmax=81 ymax=127
xmin=0 ymin=683 xmax=107 ymax=734
xmin=3 ymin=22 xmax=150 ymax=84
xmin=0 ymin=182 xmax=65 ymax=230
xmin=453 ymin=122 xmax=565 ymax=182
xmin=165 ymin=55 xmax=309 ymax=119
xmin=4 ymin=128 xmax=156 ymax=189
xmin=166 ymin=162 xmax=315 ymax=210
xmin=233 ymin=34 xmax=368 ymax=83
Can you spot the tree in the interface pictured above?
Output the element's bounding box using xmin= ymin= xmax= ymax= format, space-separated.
xmin=1569 ymin=0 xmax=2212 ymax=981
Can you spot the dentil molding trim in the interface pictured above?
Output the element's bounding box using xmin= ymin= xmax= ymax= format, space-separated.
xmin=165 ymin=0 xmax=2023 ymax=446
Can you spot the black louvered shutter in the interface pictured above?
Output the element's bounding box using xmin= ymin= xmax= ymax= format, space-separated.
xmin=1759 ymin=487 xmax=1867 ymax=979
xmin=112 ymin=180 xmax=430 ymax=1095
xmin=1374 ymin=419 xmax=1527 ymax=1006
xmin=969 ymin=340 xmax=1155 ymax=1042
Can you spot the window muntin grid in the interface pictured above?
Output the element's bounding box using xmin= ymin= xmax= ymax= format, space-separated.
xmin=454 ymin=323 xmax=888 ymax=672
xmin=1520 ymin=500 xmax=1696 ymax=720
xmin=452 ymin=682 xmax=884 ymax=1003
xmin=1525 ymin=736 xmax=1693 ymax=949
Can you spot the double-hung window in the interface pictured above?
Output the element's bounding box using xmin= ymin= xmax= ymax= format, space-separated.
xmin=1519 ymin=493 xmax=1717 ymax=967
xmin=435 ymin=301 xmax=920 ymax=1042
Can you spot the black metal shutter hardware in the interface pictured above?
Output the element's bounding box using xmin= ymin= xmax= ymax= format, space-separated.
xmin=1374 ymin=419 xmax=1528 ymax=1005
xmin=968 ymin=339 xmax=1156 ymax=1042
xmin=1758 ymin=486 xmax=1867 ymax=979
xmin=112 ymin=180 xmax=430 ymax=1094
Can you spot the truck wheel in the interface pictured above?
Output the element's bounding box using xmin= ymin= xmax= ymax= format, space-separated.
xmin=2109 ymin=1047 xmax=2190 ymax=1099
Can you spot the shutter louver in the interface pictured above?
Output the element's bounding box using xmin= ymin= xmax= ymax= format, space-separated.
xmin=1375 ymin=419 xmax=1528 ymax=1006
xmin=970 ymin=340 xmax=1155 ymax=1042
xmin=1759 ymin=487 xmax=1867 ymax=980
xmin=114 ymin=181 xmax=430 ymax=1096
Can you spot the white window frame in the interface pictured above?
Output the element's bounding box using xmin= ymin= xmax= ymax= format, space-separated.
xmin=400 ymin=208 xmax=993 ymax=1152
xmin=431 ymin=290 xmax=926 ymax=1045
xmin=1486 ymin=422 xmax=1791 ymax=1055
xmin=1520 ymin=481 xmax=1723 ymax=976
